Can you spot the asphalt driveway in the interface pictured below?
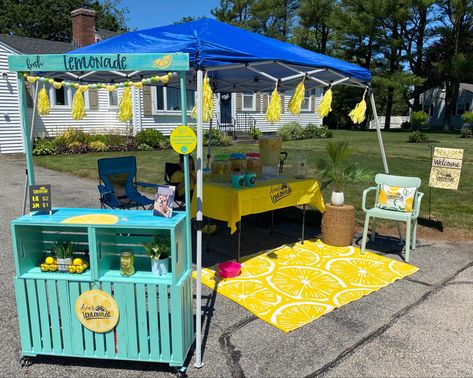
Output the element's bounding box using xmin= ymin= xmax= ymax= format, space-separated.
xmin=1 ymin=155 xmax=472 ymax=377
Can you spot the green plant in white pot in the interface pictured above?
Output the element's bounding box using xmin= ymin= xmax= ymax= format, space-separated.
xmin=144 ymin=237 xmax=171 ymax=276
xmin=316 ymin=140 xmax=372 ymax=206
xmin=52 ymin=241 xmax=73 ymax=272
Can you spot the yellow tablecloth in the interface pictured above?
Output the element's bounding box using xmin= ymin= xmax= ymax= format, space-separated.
xmin=192 ymin=178 xmax=325 ymax=234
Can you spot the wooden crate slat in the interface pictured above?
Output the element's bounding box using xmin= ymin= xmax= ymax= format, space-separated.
xmin=125 ymin=283 xmax=139 ymax=359
xmin=147 ymin=283 xmax=160 ymax=360
xmin=14 ymin=279 xmax=33 ymax=352
xmin=136 ymin=283 xmax=150 ymax=359
xmin=114 ymin=282 xmax=128 ymax=358
xmin=25 ymin=279 xmax=42 ymax=352
xmin=46 ymin=280 xmax=63 ymax=355
xmin=158 ymin=285 xmax=171 ymax=360
xmin=68 ymin=282 xmax=84 ymax=355
xmin=57 ymin=280 xmax=73 ymax=355
xmin=80 ymin=282 xmax=95 ymax=356
xmin=36 ymin=280 xmax=52 ymax=353
xmin=101 ymin=282 xmax=115 ymax=358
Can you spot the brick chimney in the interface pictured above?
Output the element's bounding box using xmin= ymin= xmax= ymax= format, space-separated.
xmin=71 ymin=8 xmax=96 ymax=47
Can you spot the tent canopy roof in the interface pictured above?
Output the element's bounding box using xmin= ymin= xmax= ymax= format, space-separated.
xmin=66 ymin=18 xmax=370 ymax=92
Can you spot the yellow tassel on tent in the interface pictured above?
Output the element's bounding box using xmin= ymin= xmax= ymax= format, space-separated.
xmin=191 ymin=73 xmax=214 ymax=122
xmin=348 ymin=97 xmax=367 ymax=124
xmin=266 ymin=85 xmax=282 ymax=124
xmin=37 ymin=86 xmax=50 ymax=116
xmin=117 ymin=86 xmax=133 ymax=122
xmin=317 ymin=88 xmax=332 ymax=117
xmin=288 ymin=79 xmax=305 ymax=116
xmin=71 ymin=87 xmax=86 ymax=120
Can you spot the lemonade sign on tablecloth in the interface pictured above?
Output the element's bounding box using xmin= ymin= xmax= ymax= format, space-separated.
xmin=429 ymin=147 xmax=463 ymax=190
xmin=75 ymin=290 xmax=119 ymax=333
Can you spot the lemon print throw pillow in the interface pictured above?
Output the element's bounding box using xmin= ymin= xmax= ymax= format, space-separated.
xmin=376 ymin=184 xmax=416 ymax=212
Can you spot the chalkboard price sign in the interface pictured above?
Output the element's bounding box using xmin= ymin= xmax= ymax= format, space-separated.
xmin=29 ymin=185 xmax=51 ymax=213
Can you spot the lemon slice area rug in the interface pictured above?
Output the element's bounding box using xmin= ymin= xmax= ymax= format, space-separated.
xmin=193 ymin=240 xmax=418 ymax=333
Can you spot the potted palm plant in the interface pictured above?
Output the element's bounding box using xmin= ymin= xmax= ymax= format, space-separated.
xmin=143 ymin=237 xmax=171 ymax=276
xmin=316 ymin=140 xmax=372 ymax=206
xmin=52 ymin=241 xmax=73 ymax=272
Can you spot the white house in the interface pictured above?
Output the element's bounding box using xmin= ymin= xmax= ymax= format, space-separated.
xmin=0 ymin=9 xmax=323 ymax=154
xmin=418 ymin=83 xmax=473 ymax=129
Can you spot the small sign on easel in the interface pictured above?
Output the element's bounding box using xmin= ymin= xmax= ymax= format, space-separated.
xmin=29 ymin=185 xmax=52 ymax=215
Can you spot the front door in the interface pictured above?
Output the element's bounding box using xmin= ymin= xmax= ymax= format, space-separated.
xmin=220 ymin=93 xmax=232 ymax=124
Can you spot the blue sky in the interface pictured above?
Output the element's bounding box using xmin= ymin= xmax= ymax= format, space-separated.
xmin=120 ymin=0 xmax=220 ymax=30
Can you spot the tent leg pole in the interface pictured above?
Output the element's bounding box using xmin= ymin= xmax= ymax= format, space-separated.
xmin=369 ymin=92 xmax=389 ymax=174
xmin=22 ymin=80 xmax=39 ymax=215
xmin=207 ymin=119 xmax=212 ymax=169
xmin=194 ymin=69 xmax=204 ymax=369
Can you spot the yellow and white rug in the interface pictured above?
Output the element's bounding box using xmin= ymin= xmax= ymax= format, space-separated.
xmin=194 ymin=240 xmax=418 ymax=333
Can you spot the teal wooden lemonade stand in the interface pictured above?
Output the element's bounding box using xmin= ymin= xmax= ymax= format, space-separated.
xmin=8 ymin=52 xmax=195 ymax=373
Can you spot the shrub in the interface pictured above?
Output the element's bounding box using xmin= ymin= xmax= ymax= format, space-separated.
xmin=219 ymin=134 xmax=232 ymax=146
xmin=67 ymin=141 xmax=87 ymax=154
xmin=157 ymin=138 xmax=170 ymax=150
xmin=326 ymin=130 xmax=333 ymax=138
xmin=204 ymin=128 xmax=221 ymax=146
xmin=138 ymin=143 xmax=154 ymax=151
xmin=303 ymin=123 xmax=319 ymax=139
xmin=55 ymin=128 xmax=91 ymax=146
xmin=460 ymin=127 xmax=473 ymax=138
xmin=410 ymin=111 xmax=429 ymax=130
xmin=90 ymin=134 xmax=107 ymax=144
xmin=33 ymin=138 xmax=56 ymax=156
xmin=88 ymin=141 xmax=108 ymax=152
xmin=277 ymin=122 xmax=304 ymax=141
xmin=400 ymin=121 xmax=412 ymax=131
xmin=104 ymin=134 xmax=127 ymax=148
xmin=462 ymin=111 xmax=473 ymax=124
xmin=135 ymin=129 xmax=165 ymax=149
xmin=248 ymin=127 xmax=262 ymax=140
xmin=408 ymin=131 xmax=428 ymax=143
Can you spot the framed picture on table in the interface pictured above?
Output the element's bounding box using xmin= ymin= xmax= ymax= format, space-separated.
xmin=153 ymin=185 xmax=175 ymax=218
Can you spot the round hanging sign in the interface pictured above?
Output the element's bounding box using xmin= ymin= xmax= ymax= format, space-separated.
xmin=75 ymin=290 xmax=119 ymax=333
xmin=170 ymin=125 xmax=197 ymax=154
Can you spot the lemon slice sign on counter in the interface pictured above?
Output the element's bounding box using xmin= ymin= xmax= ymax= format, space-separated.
xmin=75 ymin=290 xmax=119 ymax=333
xmin=62 ymin=214 xmax=119 ymax=225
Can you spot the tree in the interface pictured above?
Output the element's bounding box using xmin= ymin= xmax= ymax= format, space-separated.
xmin=0 ymin=0 xmax=128 ymax=42
xmin=211 ymin=0 xmax=255 ymax=27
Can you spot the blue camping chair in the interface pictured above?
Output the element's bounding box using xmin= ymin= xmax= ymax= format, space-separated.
xmin=97 ymin=156 xmax=158 ymax=210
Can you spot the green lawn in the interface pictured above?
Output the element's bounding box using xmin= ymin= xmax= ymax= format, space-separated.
xmin=34 ymin=130 xmax=473 ymax=233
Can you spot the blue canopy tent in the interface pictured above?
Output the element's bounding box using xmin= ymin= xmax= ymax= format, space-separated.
xmin=28 ymin=18 xmax=388 ymax=368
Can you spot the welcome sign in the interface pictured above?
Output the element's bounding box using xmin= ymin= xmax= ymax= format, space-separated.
xmin=429 ymin=147 xmax=463 ymax=190
xmin=8 ymin=52 xmax=189 ymax=72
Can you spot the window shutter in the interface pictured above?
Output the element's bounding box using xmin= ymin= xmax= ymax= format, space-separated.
xmin=88 ymin=88 xmax=99 ymax=110
xmin=142 ymin=86 xmax=152 ymax=116
xmin=235 ymin=93 xmax=242 ymax=111
xmin=25 ymin=82 xmax=34 ymax=108
xmin=255 ymin=93 xmax=261 ymax=112
xmin=280 ymin=92 xmax=285 ymax=113
xmin=262 ymin=93 xmax=269 ymax=112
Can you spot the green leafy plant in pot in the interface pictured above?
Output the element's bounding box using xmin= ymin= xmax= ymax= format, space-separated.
xmin=52 ymin=241 xmax=73 ymax=272
xmin=144 ymin=237 xmax=171 ymax=276
xmin=316 ymin=140 xmax=372 ymax=206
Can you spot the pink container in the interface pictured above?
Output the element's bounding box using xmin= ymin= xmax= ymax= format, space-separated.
xmin=217 ymin=261 xmax=241 ymax=278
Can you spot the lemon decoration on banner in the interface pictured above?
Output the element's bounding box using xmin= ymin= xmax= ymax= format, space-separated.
xmin=170 ymin=125 xmax=197 ymax=154
xmin=62 ymin=214 xmax=119 ymax=225
xmin=153 ymin=54 xmax=172 ymax=69
xmin=75 ymin=290 xmax=119 ymax=333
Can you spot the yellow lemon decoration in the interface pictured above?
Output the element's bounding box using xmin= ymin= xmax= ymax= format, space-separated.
xmin=153 ymin=54 xmax=172 ymax=69
xmin=265 ymin=85 xmax=282 ymax=124
xmin=317 ymin=88 xmax=332 ymax=117
xmin=195 ymin=240 xmax=418 ymax=332
xmin=75 ymin=290 xmax=119 ymax=333
xmin=378 ymin=189 xmax=388 ymax=204
xmin=52 ymin=81 xmax=63 ymax=90
xmin=40 ymin=263 xmax=49 ymax=272
xmin=68 ymin=265 xmax=76 ymax=273
xmin=45 ymin=256 xmax=55 ymax=264
xmin=288 ymin=79 xmax=305 ymax=116
xmin=405 ymin=196 xmax=414 ymax=212
xmin=62 ymin=214 xmax=119 ymax=225
xmin=75 ymin=266 xmax=85 ymax=274
xmin=26 ymin=75 xmax=39 ymax=84
xmin=49 ymin=264 xmax=58 ymax=272
xmin=73 ymin=258 xmax=84 ymax=266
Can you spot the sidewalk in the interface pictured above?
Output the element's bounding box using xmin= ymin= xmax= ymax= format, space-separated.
xmin=1 ymin=155 xmax=472 ymax=377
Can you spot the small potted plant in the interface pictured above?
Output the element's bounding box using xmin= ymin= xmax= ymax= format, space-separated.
xmin=316 ymin=140 xmax=372 ymax=206
xmin=143 ymin=237 xmax=171 ymax=276
xmin=52 ymin=241 xmax=73 ymax=272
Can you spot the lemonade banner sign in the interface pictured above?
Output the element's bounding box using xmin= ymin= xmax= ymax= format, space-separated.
xmin=75 ymin=290 xmax=119 ymax=333
xmin=429 ymin=147 xmax=463 ymax=190
xmin=8 ymin=53 xmax=189 ymax=72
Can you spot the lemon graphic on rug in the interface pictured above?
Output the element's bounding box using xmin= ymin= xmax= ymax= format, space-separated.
xmin=268 ymin=266 xmax=346 ymax=300
xmin=218 ymin=280 xmax=281 ymax=315
xmin=388 ymin=260 xmax=418 ymax=277
xmin=63 ymin=214 xmax=119 ymax=224
xmin=240 ymin=254 xmax=275 ymax=278
xmin=332 ymin=288 xmax=372 ymax=306
xmin=270 ymin=302 xmax=333 ymax=332
xmin=272 ymin=245 xmax=320 ymax=266
xmin=326 ymin=258 xmax=399 ymax=287
xmin=302 ymin=240 xmax=355 ymax=258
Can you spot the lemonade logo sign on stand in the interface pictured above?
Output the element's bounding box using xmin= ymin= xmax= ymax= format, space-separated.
xmin=75 ymin=290 xmax=119 ymax=333
xmin=170 ymin=125 xmax=197 ymax=154
xmin=429 ymin=147 xmax=463 ymax=190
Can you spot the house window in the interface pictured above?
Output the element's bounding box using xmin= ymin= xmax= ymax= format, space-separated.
xmin=242 ymin=92 xmax=256 ymax=111
xmin=430 ymin=104 xmax=434 ymax=116
xmin=109 ymin=91 xmax=118 ymax=107
xmin=49 ymin=80 xmax=72 ymax=107
xmin=285 ymin=89 xmax=312 ymax=111
xmin=423 ymin=104 xmax=430 ymax=114
xmin=154 ymin=87 xmax=195 ymax=111
xmin=457 ymin=102 xmax=470 ymax=115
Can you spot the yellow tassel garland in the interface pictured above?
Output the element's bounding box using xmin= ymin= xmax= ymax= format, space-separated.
xmin=317 ymin=88 xmax=332 ymax=117
xmin=27 ymin=76 xmax=39 ymax=84
xmin=191 ymin=73 xmax=214 ymax=122
xmin=288 ymin=80 xmax=305 ymax=116
xmin=52 ymin=81 xmax=63 ymax=89
xmin=37 ymin=86 xmax=50 ymax=116
xmin=117 ymin=86 xmax=133 ymax=122
xmin=266 ymin=86 xmax=282 ymax=124
xmin=348 ymin=98 xmax=367 ymax=124
xmin=71 ymin=87 xmax=87 ymax=120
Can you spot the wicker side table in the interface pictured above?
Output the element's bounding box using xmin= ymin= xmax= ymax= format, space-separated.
xmin=321 ymin=203 xmax=355 ymax=247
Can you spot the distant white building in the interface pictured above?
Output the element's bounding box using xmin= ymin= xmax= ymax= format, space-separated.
xmin=0 ymin=9 xmax=323 ymax=154
xmin=417 ymin=83 xmax=473 ymax=129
